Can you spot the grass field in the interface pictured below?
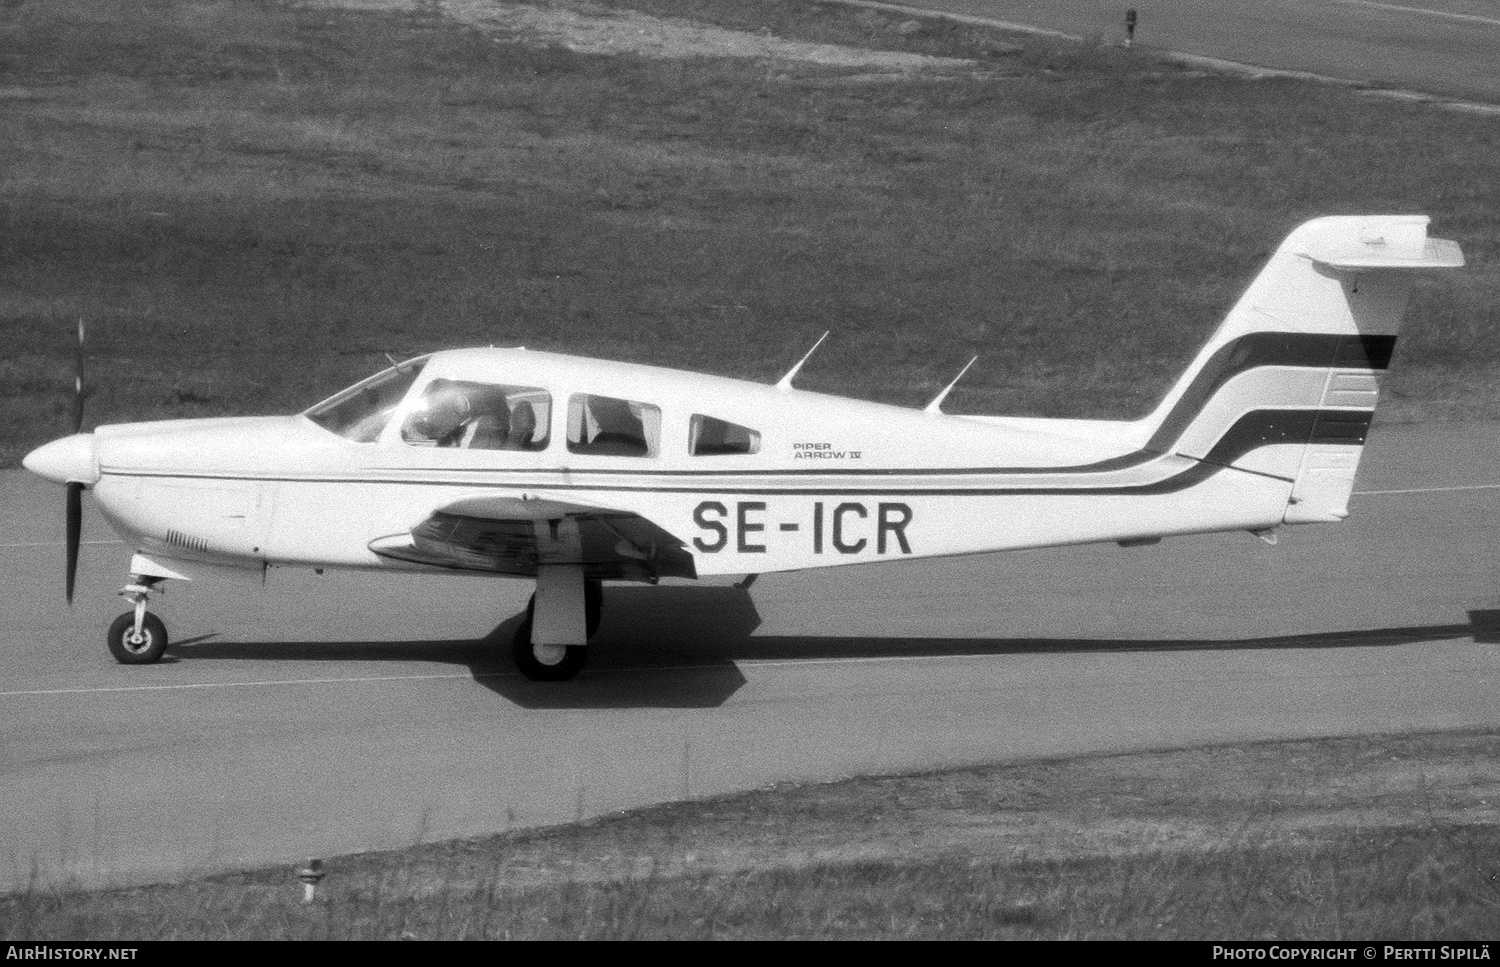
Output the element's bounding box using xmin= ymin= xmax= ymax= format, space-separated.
xmin=2 ymin=0 xmax=1497 ymax=468
xmin=5 ymin=729 xmax=1498 ymax=939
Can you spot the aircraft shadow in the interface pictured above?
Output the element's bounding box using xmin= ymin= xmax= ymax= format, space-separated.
xmin=165 ymin=610 xmax=754 ymax=710
xmin=165 ymin=586 xmax=1484 ymax=711
xmin=1467 ymin=610 xmax=1500 ymax=644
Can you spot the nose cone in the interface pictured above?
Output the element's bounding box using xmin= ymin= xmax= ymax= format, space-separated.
xmin=22 ymin=433 xmax=99 ymax=486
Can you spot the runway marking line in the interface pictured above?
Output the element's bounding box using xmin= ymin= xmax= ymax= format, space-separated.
xmin=4 ymin=627 xmax=1476 ymax=699
xmin=0 ymin=539 xmax=125 ymax=549
xmin=1330 ymin=0 xmax=1500 ymax=29
xmin=1 ymin=671 xmax=494 ymax=697
xmin=1354 ymin=483 xmax=1500 ymax=495
xmin=2 ymin=663 xmax=790 ymax=697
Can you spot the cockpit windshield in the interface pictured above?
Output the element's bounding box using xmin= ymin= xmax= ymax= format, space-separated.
xmin=304 ymin=357 xmax=428 ymax=442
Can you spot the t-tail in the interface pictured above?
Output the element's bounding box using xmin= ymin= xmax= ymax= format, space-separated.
xmin=1139 ymin=215 xmax=1463 ymax=525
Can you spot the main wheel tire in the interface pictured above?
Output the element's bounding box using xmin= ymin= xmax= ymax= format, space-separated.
xmin=511 ymin=616 xmax=587 ymax=682
xmin=584 ymin=578 xmax=602 ymax=640
xmin=106 ymin=611 xmax=168 ymax=665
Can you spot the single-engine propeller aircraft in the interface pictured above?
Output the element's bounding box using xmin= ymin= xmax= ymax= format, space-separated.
xmin=23 ymin=216 xmax=1464 ymax=680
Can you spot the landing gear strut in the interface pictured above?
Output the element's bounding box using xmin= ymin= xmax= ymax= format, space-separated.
xmin=512 ymin=578 xmax=601 ymax=682
xmin=107 ymin=575 xmax=169 ymax=664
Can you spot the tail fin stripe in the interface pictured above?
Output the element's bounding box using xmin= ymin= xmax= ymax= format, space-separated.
xmin=1309 ymin=410 xmax=1374 ymax=445
xmin=1145 ymin=332 xmax=1389 ymax=454
xmin=1195 ymin=409 xmax=1372 ymax=475
xmin=1331 ymin=334 xmax=1398 ymax=369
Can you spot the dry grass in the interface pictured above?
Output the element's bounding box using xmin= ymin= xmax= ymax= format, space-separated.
xmin=5 ymin=729 xmax=1499 ymax=939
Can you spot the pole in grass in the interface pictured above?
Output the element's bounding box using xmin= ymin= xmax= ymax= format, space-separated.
xmin=298 ymin=858 xmax=325 ymax=903
xmin=1125 ymin=8 xmax=1137 ymax=47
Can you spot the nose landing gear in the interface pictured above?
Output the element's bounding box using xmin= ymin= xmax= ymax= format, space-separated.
xmin=107 ymin=575 xmax=169 ymax=664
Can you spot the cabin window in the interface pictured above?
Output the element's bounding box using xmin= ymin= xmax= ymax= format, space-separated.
xmin=567 ymin=394 xmax=660 ymax=457
xmin=305 ymin=359 xmax=426 ymax=443
xmin=401 ymin=379 xmax=551 ymax=451
xmin=689 ymin=415 xmax=760 ymax=456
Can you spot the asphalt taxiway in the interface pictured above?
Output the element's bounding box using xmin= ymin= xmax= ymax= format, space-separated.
xmin=3 ymin=421 xmax=1499 ymax=893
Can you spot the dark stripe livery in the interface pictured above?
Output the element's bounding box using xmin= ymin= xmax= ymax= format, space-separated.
xmin=106 ymin=330 xmax=1386 ymax=500
xmin=107 ymin=409 xmax=1374 ymax=498
xmin=1145 ymin=332 xmax=1393 ymax=454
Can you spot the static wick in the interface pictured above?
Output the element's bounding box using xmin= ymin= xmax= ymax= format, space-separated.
xmin=298 ymin=858 xmax=325 ymax=903
xmin=1125 ymin=8 xmax=1137 ymax=48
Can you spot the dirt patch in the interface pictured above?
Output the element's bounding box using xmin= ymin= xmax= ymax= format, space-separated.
xmin=301 ymin=0 xmax=971 ymax=71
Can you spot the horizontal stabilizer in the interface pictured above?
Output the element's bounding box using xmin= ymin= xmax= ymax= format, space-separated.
xmin=1303 ymin=219 xmax=1465 ymax=271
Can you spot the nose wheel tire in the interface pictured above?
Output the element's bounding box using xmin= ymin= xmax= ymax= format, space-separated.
xmin=107 ymin=611 xmax=168 ymax=665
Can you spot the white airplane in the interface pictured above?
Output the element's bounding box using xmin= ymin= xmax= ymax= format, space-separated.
xmin=23 ymin=215 xmax=1464 ymax=680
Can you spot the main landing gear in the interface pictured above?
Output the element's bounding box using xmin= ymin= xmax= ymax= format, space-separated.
xmin=107 ymin=574 xmax=169 ymax=664
xmin=512 ymin=577 xmax=602 ymax=682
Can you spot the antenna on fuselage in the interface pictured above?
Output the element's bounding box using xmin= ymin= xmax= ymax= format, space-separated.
xmin=923 ymin=356 xmax=979 ymax=415
xmin=383 ymin=351 xmax=423 ymax=371
xmin=775 ymin=331 xmax=829 ymax=391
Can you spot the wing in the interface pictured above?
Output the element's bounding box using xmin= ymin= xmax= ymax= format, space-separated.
xmin=367 ymin=495 xmax=696 ymax=583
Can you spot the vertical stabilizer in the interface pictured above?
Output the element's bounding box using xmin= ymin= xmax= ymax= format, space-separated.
xmin=1140 ymin=216 xmax=1463 ymax=523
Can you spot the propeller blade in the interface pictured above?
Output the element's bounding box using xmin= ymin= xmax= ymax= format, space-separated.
xmin=65 ymin=481 xmax=82 ymax=605
xmin=72 ymin=318 xmax=86 ymax=434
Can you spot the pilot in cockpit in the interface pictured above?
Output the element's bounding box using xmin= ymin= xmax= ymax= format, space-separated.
xmin=406 ymin=383 xmax=472 ymax=447
xmin=404 ymin=380 xmax=516 ymax=449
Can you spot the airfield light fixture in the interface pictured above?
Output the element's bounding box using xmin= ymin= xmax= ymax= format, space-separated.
xmin=298 ymin=858 xmax=325 ymax=903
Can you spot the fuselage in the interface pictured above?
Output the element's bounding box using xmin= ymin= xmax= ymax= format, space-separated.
xmin=38 ymin=347 xmax=1301 ymax=580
